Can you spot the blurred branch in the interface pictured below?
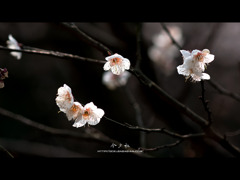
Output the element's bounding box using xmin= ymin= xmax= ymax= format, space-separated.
xmin=224 ymin=129 xmax=240 ymax=138
xmin=0 ymin=138 xmax=88 ymax=157
xmin=135 ymin=23 xmax=142 ymax=69
xmin=199 ymin=81 xmax=212 ymax=124
xmin=62 ymin=22 xmax=113 ymax=56
xmin=0 ymin=143 xmax=14 ymax=158
xmin=124 ymin=85 xmax=146 ymax=147
xmin=208 ymin=79 xmax=240 ymax=103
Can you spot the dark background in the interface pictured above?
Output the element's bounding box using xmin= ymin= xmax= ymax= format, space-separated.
xmin=0 ymin=22 xmax=239 ymax=157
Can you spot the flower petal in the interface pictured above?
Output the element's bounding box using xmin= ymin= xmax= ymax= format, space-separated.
xmin=201 ymin=73 xmax=210 ymax=80
xmin=123 ymin=58 xmax=130 ymax=70
xmin=204 ymin=54 xmax=214 ymax=64
xmin=103 ymin=61 xmax=111 ymax=71
xmin=73 ymin=118 xmax=86 ymax=128
xmin=180 ymin=50 xmax=191 ymax=60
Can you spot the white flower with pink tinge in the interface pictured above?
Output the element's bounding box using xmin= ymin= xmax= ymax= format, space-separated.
xmin=103 ymin=53 xmax=130 ymax=75
xmin=6 ymin=34 xmax=22 ymax=60
xmin=177 ymin=49 xmax=215 ymax=82
xmin=73 ymin=102 xmax=105 ymax=128
xmin=55 ymin=84 xmax=74 ymax=112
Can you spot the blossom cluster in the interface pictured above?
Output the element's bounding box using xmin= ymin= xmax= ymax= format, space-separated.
xmin=177 ymin=49 xmax=215 ymax=82
xmin=56 ymin=84 xmax=105 ymax=128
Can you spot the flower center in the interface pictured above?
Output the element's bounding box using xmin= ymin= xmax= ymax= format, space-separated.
xmin=65 ymin=92 xmax=72 ymax=102
xmin=71 ymin=104 xmax=78 ymax=113
xmin=194 ymin=52 xmax=205 ymax=62
xmin=110 ymin=57 xmax=122 ymax=66
xmin=83 ymin=108 xmax=91 ymax=119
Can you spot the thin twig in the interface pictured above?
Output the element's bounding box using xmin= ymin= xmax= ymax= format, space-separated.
xmin=160 ymin=22 xmax=182 ymax=50
xmin=208 ymin=79 xmax=240 ymax=103
xmin=62 ymin=22 xmax=113 ymax=56
xmin=103 ymin=115 xmax=205 ymax=139
xmin=0 ymin=45 xmax=106 ymax=64
xmin=139 ymin=139 xmax=183 ymax=152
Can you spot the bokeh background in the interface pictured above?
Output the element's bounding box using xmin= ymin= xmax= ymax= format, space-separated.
xmin=0 ymin=22 xmax=239 ymax=157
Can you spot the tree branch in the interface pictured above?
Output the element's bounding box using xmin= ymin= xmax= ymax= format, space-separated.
xmin=0 ymin=107 xmax=150 ymax=157
xmin=208 ymin=79 xmax=240 ymax=103
xmin=0 ymin=45 xmax=106 ymax=64
xmin=139 ymin=139 xmax=183 ymax=152
xmin=62 ymin=22 xmax=113 ymax=56
xmin=199 ymin=81 xmax=212 ymax=124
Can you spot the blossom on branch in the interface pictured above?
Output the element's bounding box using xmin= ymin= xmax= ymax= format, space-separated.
xmin=56 ymin=84 xmax=104 ymax=128
xmin=73 ymin=102 xmax=104 ymax=128
xmin=103 ymin=53 xmax=130 ymax=75
xmin=56 ymin=84 xmax=74 ymax=112
xmin=177 ymin=49 xmax=214 ymax=82
xmin=0 ymin=68 xmax=8 ymax=88
xmin=102 ymin=71 xmax=131 ymax=90
xmin=6 ymin=34 xmax=22 ymax=60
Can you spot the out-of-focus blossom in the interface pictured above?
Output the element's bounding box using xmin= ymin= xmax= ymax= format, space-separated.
xmin=0 ymin=68 xmax=8 ymax=88
xmin=177 ymin=49 xmax=215 ymax=82
xmin=56 ymin=84 xmax=74 ymax=112
xmin=103 ymin=53 xmax=130 ymax=75
xmin=148 ymin=26 xmax=184 ymax=76
xmin=6 ymin=34 xmax=22 ymax=60
xmin=102 ymin=71 xmax=131 ymax=90
xmin=73 ymin=102 xmax=105 ymax=128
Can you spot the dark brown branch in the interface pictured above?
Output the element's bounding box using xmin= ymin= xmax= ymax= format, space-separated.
xmin=199 ymin=81 xmax=212 ymax=124
xmin=104 ymin=115 xmax=205 ymax=139
xmin=208 ymin=79 xmax=240 ymax=103
xmin=62 ymin=22 xmax=113 ymax=56
xmin=160 ymin=22 xmax=182 ymax=50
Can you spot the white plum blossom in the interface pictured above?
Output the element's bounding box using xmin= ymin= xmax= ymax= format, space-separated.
xmin=103 ymin=53 xmax=130 ymax=75
xmin=73 ymin=102 xmax=105 ymax=128
xmin=56 ymin=84 xmax=74 ymax=112
xmin=65 ymin=102 xmax=83 ymax=121
xmin=6 ymin=34 xmax=22 ymax=60
xmin=102 ymin=71 xmax=131 ymax=90
xmin=177 ymin=49 xmax=215 ymax=82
